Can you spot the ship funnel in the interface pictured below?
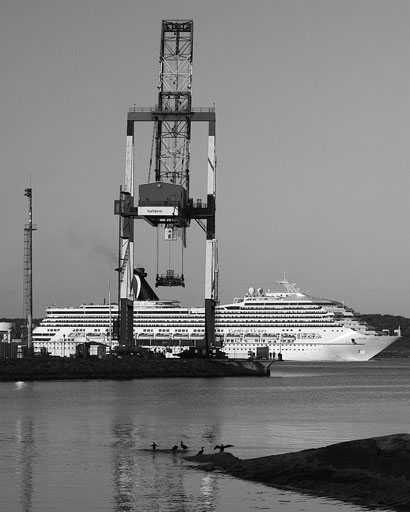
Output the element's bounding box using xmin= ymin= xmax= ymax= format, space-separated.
xmin=134 ymin=268 xmax=159 ymax=300
xmin=258 ymin=288 xmax=263 ymax=296
xmin=248 ymin=287 xmax=255 ymax=296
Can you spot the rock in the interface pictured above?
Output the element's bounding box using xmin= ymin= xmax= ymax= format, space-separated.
xmin=186 ymin=434 xmax=410 ymax=511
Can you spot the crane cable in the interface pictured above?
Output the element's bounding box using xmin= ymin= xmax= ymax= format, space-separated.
xmin=156 ymin=225 xmax=185 ymax=278
xmin=181 ymin=230 xmax=184 ymax=277
xmin=156 ymin=226 xmax=159 ymax=277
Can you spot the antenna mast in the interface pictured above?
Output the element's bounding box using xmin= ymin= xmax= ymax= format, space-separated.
xmin=24 ymin=187 xmax=37 ymax=351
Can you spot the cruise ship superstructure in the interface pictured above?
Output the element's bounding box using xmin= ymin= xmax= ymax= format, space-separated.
xmin=32 ymin=278 xmax=399 ymax=361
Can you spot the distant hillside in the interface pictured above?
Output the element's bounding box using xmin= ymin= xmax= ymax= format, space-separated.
xmin=360 ymin=314 xmax=409 ymax=337
xmin=360 ymin=314 xmax=410 ymax=356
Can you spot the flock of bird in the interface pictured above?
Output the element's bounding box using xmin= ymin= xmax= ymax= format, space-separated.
xmin=150 ymin=441 xmax=234 ymax=454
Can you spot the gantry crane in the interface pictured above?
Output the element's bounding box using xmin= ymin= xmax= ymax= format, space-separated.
xmin=115 ymin=20 xmax=218 ymax=352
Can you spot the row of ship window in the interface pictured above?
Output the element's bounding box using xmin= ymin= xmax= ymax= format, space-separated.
xmin=142 ymin=329 xmax=330 ymax=336
xmin=45 ymin=314 xmax=333 ymax=322
xmin=48 ymin=308 xmax=330 ymax=316
xmin=136 ymin=312 xmax=331 ymax=317
xmin=137 ymin=323 xmax=336 ymax=328
xmin=43 ymin=327 xmax=101 ymax=333
xmin=44 ymin=319 xmax=109 ymax=324
xmin=135 ymin=318 xmax=333 ymax=324
xmin=139 ymin=330 xmax=340 ymax=336
xmin=152 ymin=328 xmax=204 ymax=333
xmin=224 ymin=307 xmax=326 ymax=312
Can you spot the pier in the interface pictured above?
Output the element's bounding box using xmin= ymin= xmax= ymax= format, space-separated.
xmin=0 ymin=357 xmax=272 ymax=381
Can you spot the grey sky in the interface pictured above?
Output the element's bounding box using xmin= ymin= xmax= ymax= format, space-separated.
xmin=1 ymin=0 xmax=409 ymax=318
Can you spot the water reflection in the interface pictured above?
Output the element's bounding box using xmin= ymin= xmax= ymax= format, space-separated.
xmin=200 ymin=473 xmax=217 ymax=510
xmin=111 ymin=417 xmax=227 ymax=512
xmin=112 ymin=422 xmax=138 ymax=511
xmin=16 ymin=418 xmax=34 ymax=512
xmin=201 ymin=424 xmax=220 ymax=444
xmin=111 ymin=420 xmax=191 ymax=511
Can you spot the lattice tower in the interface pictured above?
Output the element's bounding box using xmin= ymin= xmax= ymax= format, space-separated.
xmin=155 ymin=20 xmax=193 ymax=192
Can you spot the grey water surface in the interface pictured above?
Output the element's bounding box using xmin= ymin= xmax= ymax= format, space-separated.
xmin=1 ymin=359 xmax=409 ymax=511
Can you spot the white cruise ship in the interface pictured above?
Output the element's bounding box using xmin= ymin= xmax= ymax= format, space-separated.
xmin=32 ymin=276 xmax=399 ymax=361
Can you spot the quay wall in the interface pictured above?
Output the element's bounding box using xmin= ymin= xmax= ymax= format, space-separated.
xmin=0 ymin=357 xmax=271 ymax=381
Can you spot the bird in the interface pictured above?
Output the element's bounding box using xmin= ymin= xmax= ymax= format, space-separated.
xmin=196 ymin=447 xmax=204 ymax=455
xmin=171 ymin=445 xmax=178 ymax=453
xmin=214 ymin=444 xmax=234 ymax=453
xmin=151 ymin=442 xmax=158 ymax=451
xmin=180 ymin=441 xmax=188 ymax=450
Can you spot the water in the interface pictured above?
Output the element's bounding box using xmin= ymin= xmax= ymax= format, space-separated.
xmin=1 ymin=359 xmax=409 ymax=511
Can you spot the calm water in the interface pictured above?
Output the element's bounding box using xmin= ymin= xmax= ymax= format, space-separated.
xmin=1 ymin=359 xmax=409 ymax=512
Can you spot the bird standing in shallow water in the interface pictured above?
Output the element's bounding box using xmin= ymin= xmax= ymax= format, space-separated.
xmin=171 ymin=445 xmax=178 ymax=453
xmin=151 ymin=442 xmax=158 ymax=451
xmin=196 ymin=447 xmax=204 ymax=455
xmin=214 ymin=444 xmax=234 ymax=453
xmin=180 ymin=441 xmax=188 ymax=450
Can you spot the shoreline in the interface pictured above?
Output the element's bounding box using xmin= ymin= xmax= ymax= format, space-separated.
xmin=186 ymin=434 xmax=410 ymax=511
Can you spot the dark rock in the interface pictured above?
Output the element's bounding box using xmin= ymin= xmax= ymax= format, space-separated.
xmin=186 ymin=434 xmax=410 ymax=511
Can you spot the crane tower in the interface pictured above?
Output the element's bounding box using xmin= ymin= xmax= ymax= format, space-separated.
xmin=115 ymin=20 xmax=218 ymax=351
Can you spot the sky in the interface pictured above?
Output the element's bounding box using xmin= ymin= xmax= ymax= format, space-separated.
xmin=1 ymin=0 xmax=409 ymax=318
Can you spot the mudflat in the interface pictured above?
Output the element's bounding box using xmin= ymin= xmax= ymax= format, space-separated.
xmin=186 ymin=433 xmax=410 ymax=511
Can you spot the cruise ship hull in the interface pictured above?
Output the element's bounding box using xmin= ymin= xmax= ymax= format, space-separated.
xmin=221 ymin=336 xmax=398 ymax=362
xmin=32 ymin=278 xmax=399 ymax=361
xmin=32 ymin=305 xmax=399 ymax=362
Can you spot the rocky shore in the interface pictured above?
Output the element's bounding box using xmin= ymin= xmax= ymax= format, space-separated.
xmin=186 ymin=434 xmax=410 ymax=511
xmin=0 ymin=357 xmax=265 ymax=381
